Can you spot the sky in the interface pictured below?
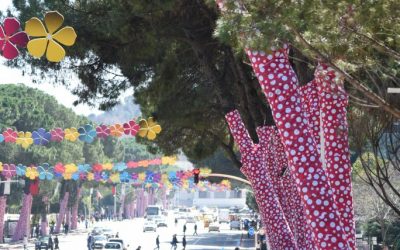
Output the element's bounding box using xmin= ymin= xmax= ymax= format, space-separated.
xmin=0 ymin=0 xmax=129 ymax=116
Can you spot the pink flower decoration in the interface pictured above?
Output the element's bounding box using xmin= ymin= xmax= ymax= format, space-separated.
xmin=96 ymin=125 xmax=110 ymax=139
xmin=50 ymin=128 xmax=65 ymax=142
xmin=54 ymin=163 xmax=65 ymax=174
xmin=0 ymin=17 xmax=29 ymax=60
xmin=127 ymin=161 xmax=138 ymax=168
xmin=123 ymin=120 xmax=140 ymax=136
xmin=3 ymin=128 xmax=18 ymax=143
xmin=2 ymin=163 xmax=16 ymax=179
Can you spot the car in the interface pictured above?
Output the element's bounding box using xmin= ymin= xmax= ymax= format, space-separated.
xmin=92 ymin=235 xmax=108 ymax=249
xmin=208 ymin=222 xmax=220 ymax=232
xmin=102 ymin=228 xmax=116 ymax=238
xmin=155 ymin=217 xmax=168 ymax=227
xmin=35 ymin=236 xmax=50 ymax=250
xmin=108 ymin=238 xmax=129 ymax=250
xmin=91 ymin=226 xmax=105 ymax=236
xmin=143 ymin=220 xmax=157 ymax=232
xmin=104 ymin=242 xmax=123 ymax=249
xmin=230 ymin=220 xmax=241 ymax=230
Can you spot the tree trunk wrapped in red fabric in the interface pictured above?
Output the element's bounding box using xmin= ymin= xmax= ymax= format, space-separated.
xmin=315 ymin=64 xmax=355 ymax=248
xmin=259 ymin=127 xmax=314 ymax=249
xmin=246 ymin=46 xmax=349 ymax=249
xmin=226 ymin=110 xmax=297 ymax=249
xmin=0 ymin=196 xmax=6 ymax=241
xmin=71 ymin=187 xmax=81 ymax=230
xmin=12 ymin=193 xmax=32 ymax=241
xmin=55 ymin=192 xmax=69 ymax=233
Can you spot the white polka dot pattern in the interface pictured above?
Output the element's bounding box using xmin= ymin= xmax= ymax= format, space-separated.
xmin=226 ymin=110 xmax=297 ymax=249
xmin=246 ymin=47 xmax=349 ymax=249
xmin=315 ymin=64 xmax=356 ymax=249
xmin=267 ymin=127 xmax=314 ymax=250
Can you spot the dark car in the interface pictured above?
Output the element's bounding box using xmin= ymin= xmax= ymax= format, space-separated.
xmin=35 ymin=236 xmax=50 ymax=250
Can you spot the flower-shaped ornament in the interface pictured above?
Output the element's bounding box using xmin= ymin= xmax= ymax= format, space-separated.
xmin=123 ymin=120 xmax=140 ymax=136
xmin=96 ymin=125 xmax=110 ymax=139
xmin=50 ymin=128 xmax=64 ymax=142
xmin=2 ymin=164 xmax=16 ymax=179
xmin=25 ymin=11 xmax=77 ymax=62
xmin=38 ymin=163 xmax=54 ymax=180
xmin=16 ymin=132 xmax=34 ymax=149
xmin=3 ymin=128 xmax=17 ymax=143
xmin=0 ymin=17 xmax=29 ymax=60
xmin=32 ymin=128 xmax=51 ymax=145
xmin=26 ymin=166 xmax=39 ymax=180
xmin=0 ymin=134 xmax=4 ymax=143
xmin=16 ymin=164 xmax=26 ymax=176
xmin=64 ymin=127 xmax=79 ymax=142
xmin=78 ymin=124 xmax=97 ymax=143
xmin=110 ymin=124 xmax=124 ymax=137
xmin=138 ymin=117 xmax=162 ymax=140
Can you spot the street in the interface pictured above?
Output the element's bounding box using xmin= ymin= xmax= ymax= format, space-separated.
xmin=1 ymin=215 xmax=254 ymax=250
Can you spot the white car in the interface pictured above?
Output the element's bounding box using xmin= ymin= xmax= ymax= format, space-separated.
xmin=208 ymin=222 xmax=220 ymax=232
xmin=91 ymin=235 xmax=108 ymax=249
xmin=104 ymin=242 xmax=123 ymax=249
xmin=108 ymin=238 xmax=129 ymax=250
xmin=155 ymin=217 xmax=168 ymax=227
xmin=143 ymin=220 xmax=157 ymax=232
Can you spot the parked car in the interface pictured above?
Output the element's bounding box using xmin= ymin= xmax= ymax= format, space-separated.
xmin=91 ymin=226 xmax=105 ymax=236
xmin=35 ymin=236 xmax=50 ymax=250
xmin=143 ymin=220 xmax=157 ymax=232
xmin=104 ymin=242 xmax=123 ymax=249
xmin=208 ymin=222 xmax=220 ymax=232
xmin=230 ymin=220 xmax=241 ymax=230
xmin=108 ymin=238 xmax=129 ymax=250
xmin=92 ymin=235 xmax=108 ymax=249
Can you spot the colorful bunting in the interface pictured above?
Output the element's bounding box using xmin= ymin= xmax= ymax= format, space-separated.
xmin=0 ymin=17 xmax=29 ymax=60
xmin=138 ymin=117 xmax=162 ymax=140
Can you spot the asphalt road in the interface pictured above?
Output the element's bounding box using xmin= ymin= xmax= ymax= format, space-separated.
xmin=1 ymin=215 xmax=254 ymax=250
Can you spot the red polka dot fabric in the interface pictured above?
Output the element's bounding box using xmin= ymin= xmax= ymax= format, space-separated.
xmin=226 ymin=110 xmax=297 ymax=249
xmin=315 ymin=64 xmax=356 ymax=249
xmin=246 ymin=46 xmax=350 ymax=249
xmin=267 ymin=127 xmax=314 ymax=249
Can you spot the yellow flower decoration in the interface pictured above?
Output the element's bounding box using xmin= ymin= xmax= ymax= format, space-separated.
xmin=200 ymin=167 xmax=212 ymax=175
xmin=138 ymin=117 xmax=162 ymax=140
xmin=63 ymin=172 xmax=72 ymax=180
xmin=25 ymin=166 xmax=39 ymax=180
xmin=64 ymin=127 xmax=79 ymax=142
xmin=167 ymin=183 xmax=173 ymax=190
xmin=87 ymin=172 xmax=94 ymax=181
xmin=103 ymin=163 xmax=113 ymax=171
xmin=0 ymin=162 xmax=3 ymax=172
xmin=64 ymin=163 xmax=78 ymax=174
xmin=221 ymin=180 xmax=231 ymax=188
xmin=25 ymin=11 xmax=77 ymax=62
xmin=161 ymin=174 xmax=168 ymax=183
xmin=182 ymin=180 xmax=189 ymax=189
xmin=161 ymin=156 xmax=176 ymax=165
xmin=16 ymin=132 xmax=34 ymax=149
xmin=138 ymin=172 xmax=146 ymax=181
xmin=110 ymin=173 xmax=120 ymax=183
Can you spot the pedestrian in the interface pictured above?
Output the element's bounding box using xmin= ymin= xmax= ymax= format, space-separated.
xmin=136 ymin=246 xmax=141 ymax=250
xmin=23 ymin=235 xmax=28 ymax=250
xmin=183 ymin=224 xmax=186 ymax=235
xmin=155 ymin=235 xmax=160 ymax=250
xmin=35 ymin=224 xmax=40 ymax=238
xmin=174 ymin=218 xmax=178 ymax=226
xmin=115 ymin=232 xmax=119 ymax=238
xmin=182 ymin=236 xmax=186 ymax=250
xmin=65 ymin=223 xmax=69 ymax=234
xmin=171 ymin=234 xmax=178 ymax=250
xmin=50 ymin=221 xmax=55 ymax=234
xmin=87 ymin=234 xmax=93 ymax=250
xmin=85 ymin=219 xmax=88 ymax=229
xmin=54 ymin=235 xmax=59 ymax=249
xmin=48 ymin=235 xmax=54 ymax=250
xmin=193 ymin=224 xmax=198 ymax=235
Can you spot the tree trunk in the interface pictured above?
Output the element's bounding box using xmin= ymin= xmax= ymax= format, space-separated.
xmin=71 ymin=187 xmax=81 ymax=230
xmin=12 ymin=193 xmax=32 ymax=241
xmin=55 ymin=192 xmax=69 ymax=234
xmin=0 ymin=196 xmax=6 ymax=242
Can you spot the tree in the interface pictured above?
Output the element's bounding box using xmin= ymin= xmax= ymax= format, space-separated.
xmin=214 ymin=0 xmax=400 ymax=118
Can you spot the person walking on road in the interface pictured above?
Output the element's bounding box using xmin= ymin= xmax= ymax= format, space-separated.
xmin=87 ymin=234 xmax=93 ymax=250
xmin=155 ymin=235 xmax=160 ymax=250
xmin=193 ymin=224 xmax=198 ymax=235
xmin=54 ymin=235 xmax=59 ymax=249
xmin=48 ymin=235 xmax=54 ymax=250
xmin=23 ymin=235 xmax=28 ymax=250
xmin=182 ymin=236 xmax=186 ymax=250
xmin=171 ymin=234 xmax=178 ymax=250
xmin=183 ymin=224 xmax=187 ymax=235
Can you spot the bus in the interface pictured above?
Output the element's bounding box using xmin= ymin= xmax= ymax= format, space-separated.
xmin=145 ymin=205 xmax=162 ymax=219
